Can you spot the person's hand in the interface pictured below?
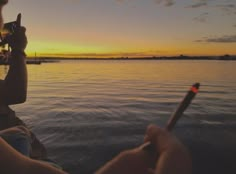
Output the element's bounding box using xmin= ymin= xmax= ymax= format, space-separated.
xmin=95 ymin=125 xmax=192 ymax=174
xmin=7 ymin=26 xmax=27 ymax=52
xmin=144 ymin=125 xmax=192 ymax=174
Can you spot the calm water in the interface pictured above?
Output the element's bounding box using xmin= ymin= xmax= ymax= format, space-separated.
xmin=1 ymin=60 xmax=236 ymax=174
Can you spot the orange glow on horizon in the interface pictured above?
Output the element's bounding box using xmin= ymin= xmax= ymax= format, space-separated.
xmin=25 ymin=40 xmax=236 ymax=58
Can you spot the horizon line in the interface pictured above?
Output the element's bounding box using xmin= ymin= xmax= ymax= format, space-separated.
xmin=27 ymin=54 xmax=236 ymax=59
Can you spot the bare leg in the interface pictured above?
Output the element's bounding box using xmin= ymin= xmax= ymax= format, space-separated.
xmin=0 ymin=108 xmax=47 ymax=159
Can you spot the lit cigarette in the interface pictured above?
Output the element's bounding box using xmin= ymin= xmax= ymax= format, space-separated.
xmin=142 ymin=83 xmax=200 ymax=151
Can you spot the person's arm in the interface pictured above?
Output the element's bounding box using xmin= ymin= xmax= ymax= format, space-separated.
xmin=95 ymin=125 xmax=192 ymax=174
xmin=3 ymin=26 xmax=28 ymax=105
xmin=0 ymin=137 xmax=67 ymax=174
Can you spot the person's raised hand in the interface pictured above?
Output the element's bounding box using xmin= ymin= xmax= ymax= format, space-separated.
xmin=8 ymin=26 xmax=27 ymax=52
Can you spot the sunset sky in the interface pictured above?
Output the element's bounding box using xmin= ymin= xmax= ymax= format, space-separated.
xmin=3 ymin=0 xmax=236 ymax=58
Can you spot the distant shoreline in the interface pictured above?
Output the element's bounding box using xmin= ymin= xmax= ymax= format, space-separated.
xmin=1 ymin=55 xmax=236 ymax=65
xmin=30 ymin=55 xmax=236 ymax=61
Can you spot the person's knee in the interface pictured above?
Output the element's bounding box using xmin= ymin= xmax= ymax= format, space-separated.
xmin=0 ymin=126 xmax=29 ymax=136
xmin=1 ymin=126 xmax=32 ymax=156
xmin=15 ymin=126 xmax=31 ymax=137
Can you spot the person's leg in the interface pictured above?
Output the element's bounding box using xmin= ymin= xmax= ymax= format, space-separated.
xmin=0 ymin=108 xmax=47 ymax=159
xmin=0 ymin=126 xmax=31 ymax=156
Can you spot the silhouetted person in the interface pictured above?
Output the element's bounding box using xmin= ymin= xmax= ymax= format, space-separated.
xmin=0 ymin=0 xmax=47 ymax=165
